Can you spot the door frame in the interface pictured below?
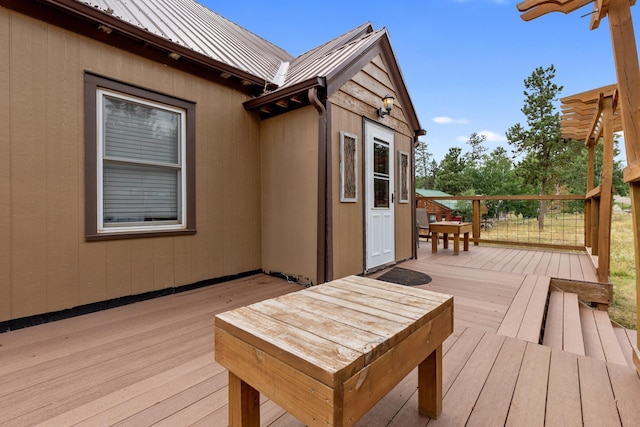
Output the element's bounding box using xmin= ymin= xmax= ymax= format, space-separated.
xmin=364 ymin=121 xmax=395 ymax=272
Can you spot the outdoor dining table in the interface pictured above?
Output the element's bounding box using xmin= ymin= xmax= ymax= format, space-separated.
xmin=430 ymin=221 xmax=473 ymax=255
xmin=214 ymin=275 xmax=454 ymax=426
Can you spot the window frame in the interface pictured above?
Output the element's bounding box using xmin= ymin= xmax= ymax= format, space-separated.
xmin=398 ymin=150 xmax=410 ymax=204
xmin=339 ymin=131 xmax=358 ymax=203
xmin=85 ymin=73 xmax=196 ymax=240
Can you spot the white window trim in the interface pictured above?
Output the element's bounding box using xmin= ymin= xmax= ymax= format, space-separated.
xmin=339 ymin=131 xmax=358 ymax=203
xmin=398 ymin=150 xmax=410 ymax=204
xmin=96 ymin=89 xmax=188 ymax=234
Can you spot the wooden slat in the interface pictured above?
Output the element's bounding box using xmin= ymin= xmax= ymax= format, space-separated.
xmin=607 ymin=362 xmax=640 ymax=426
xmin=543 ymin=290 xmax=564 ymax=349
xmin=545 ymin=349 xmax=582 ymax=426
xmin=563 ymin=292 xmax=586 ymax=355
xmin=216 ymin=307 xmax=365 ymax=387
xmin=579 ymin=356 xmax=621 ymax=426
xmin=428 ymin=332 xmax=506 ymax=426
xmin=466 ymin=337 xmax=526 ymax=426
xmin=580 ymin=304 xmax=607 ymax=361
xmin=593 ymin=309 xmax=628 ymax=366
xmin=497 ymin=275 xmax=537 ymax=338
xmin=614 ymin=326 xmax=636 ymax=368
xmin=506 ymin=343 xmax=551 ymax=426
xmin=516 ymin=275 xmax=550 ymax=343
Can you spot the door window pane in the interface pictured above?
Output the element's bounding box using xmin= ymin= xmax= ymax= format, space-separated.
xmin=374 ymin=178 xmax=389 ymax=208
xmin=373 ymin=139 xmax=390 ymax=208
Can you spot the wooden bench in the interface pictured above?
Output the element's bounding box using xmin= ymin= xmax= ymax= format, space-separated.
xmin=214 ymin=275 xmax=454 ymax=426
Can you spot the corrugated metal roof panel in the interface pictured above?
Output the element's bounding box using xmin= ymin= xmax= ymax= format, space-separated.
xmin=282 ymin=29 xmax=384 ymax=89
xmin=76 ymin=0 xmax=293 ymax=83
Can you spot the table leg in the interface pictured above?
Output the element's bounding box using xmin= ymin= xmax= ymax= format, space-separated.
xmin=463 ymin=232 xmax=469 ymax=251
xmin=418 ymin=344 xmax=443 ymax=419
xmin=443 ymin=233 xmax=449 ymax=249
xmin=229 ymin=371 xmax=260 ymax=427
xmin=453 ymin=233 xmax=460 ymax=255
xmin=431 ymin=233 xmax=438 ymax=253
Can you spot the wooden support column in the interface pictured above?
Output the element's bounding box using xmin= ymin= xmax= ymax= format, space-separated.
xmin=585 ymin=142 xmax=595 ymax=249
xmin=607 ymin=0 xmax=640 ymax=371
xmin=597 ymin=96 xmax=614 ymax=283
xmin=591 ymin=196 xmax=600 ymax=256
xmin=472 ymin=199 xmax=481 ymax=245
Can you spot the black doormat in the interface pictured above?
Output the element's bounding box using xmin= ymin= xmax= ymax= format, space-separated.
xmin=376 ymin=267 xmax=432 ymax=286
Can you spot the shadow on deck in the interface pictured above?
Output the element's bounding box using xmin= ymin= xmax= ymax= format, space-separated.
xmin=0 ymin=244 xmax=638 ymax=425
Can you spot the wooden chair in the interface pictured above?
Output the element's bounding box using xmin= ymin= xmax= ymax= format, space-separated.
xmin=416 ymin=209 xmax=432 ymax=242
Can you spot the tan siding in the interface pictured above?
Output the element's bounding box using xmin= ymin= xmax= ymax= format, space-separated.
xmin=261 ymin=107 xmax=319 ymax=285
xmin=45 ymin=27 xmax=81 ymax=312
xmin=329 ymin=55 xmax=415 ymax=278
xmin=10 ymin=14 xmax=48 ymax=318
xmin=154 ymin=237 xmax=175 ymax=289
xmin=395 ymin=133 xmax=413 ymax=261
xmin=0 ymin=10 xmax=10 ymax=321
xmin=106 ymin=240 xmax=133 ymax=299
xmin=131 ymin=239 xmax=155 ymax=295
xmin=330 ymin=105 xmax=365 ymax=279
xmin=1 ymin=11 xmax=263 ymax=321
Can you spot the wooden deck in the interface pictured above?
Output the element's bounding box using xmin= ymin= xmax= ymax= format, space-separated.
xmin=1 ymin=245 xmax=639 ymax=426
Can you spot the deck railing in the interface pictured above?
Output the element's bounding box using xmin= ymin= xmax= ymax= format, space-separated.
xmin=417 ymin=193 xmax=613 ymax=286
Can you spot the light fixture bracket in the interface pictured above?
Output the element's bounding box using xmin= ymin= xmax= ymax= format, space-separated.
xmin=377 ymin=94 xmax=394 ymax=118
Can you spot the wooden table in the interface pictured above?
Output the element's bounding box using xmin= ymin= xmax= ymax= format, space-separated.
xmin=214 ymin=275 xmax=454 ymax=426
xmin=430 ymin=221 xmax=473 ymax=255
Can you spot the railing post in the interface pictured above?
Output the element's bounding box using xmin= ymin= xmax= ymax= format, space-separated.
xmin=472 ymin=199 xmax=480 ymax=246
xmin=597 ymin=96 xmax=615 ymax=283
xmin=591 ymin=197 xmax=600 ymax=256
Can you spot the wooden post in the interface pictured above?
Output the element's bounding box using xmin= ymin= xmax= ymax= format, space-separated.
xmin=472 ymin=198 xmax=481 ymax=245
xmin=607 ymin=0 xmax=640 ymax=371
xmin=585 ymin=143 xmax=595 ymax=248
xmin=597 ymin=96 xmax=614 ymax=283
xmin=591 ymin=197 xmax=600 ymax=256
xmin=418 ymin=344 xmax=443 ymax=418
xmin=228 ymin=372 xmax=260 ymax=427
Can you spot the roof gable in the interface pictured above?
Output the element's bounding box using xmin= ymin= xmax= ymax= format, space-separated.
xmin=245 ymin=25 xmax=423 ymax=135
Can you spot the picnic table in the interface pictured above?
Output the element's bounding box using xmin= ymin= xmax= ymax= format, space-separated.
xmin=214 ymin=275 xmax=453 ymax=426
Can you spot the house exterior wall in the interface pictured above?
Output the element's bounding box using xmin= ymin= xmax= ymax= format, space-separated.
xmin=0 ymin=9 xmax=263 ymax=322
xmin=329 ymin=55 xmax=414 ymax=279
xmin=260 ymin=107 xmax=319 ymax=285
xmin=416 ymin=199 xmax=454 ymax=221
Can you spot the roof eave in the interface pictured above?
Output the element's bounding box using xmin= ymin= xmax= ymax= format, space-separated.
xmin=243 ymin=77 xmax=326 ymax=111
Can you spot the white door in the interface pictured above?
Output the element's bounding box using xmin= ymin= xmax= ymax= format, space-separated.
xmin=365 ymin=122 xmax=395 ymax=270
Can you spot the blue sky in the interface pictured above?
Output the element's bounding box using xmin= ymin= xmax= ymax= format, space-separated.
xmin=201 ymin=0 xmax=635 ymax=164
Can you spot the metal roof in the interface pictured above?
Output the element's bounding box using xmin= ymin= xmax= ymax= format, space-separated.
xmin=283 ymin=29 xmax=384 ymax=89
xmin=76 ymin=0 xmax=293 ymax=84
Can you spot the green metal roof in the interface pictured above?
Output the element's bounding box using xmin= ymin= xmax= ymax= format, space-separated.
xmin=415 ymin=189 xmax=457 ymax=210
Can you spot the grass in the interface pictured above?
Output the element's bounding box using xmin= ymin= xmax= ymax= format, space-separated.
xmin=609 ymin=212 xmax=637 ymax=329
xmin=478 ymin=209 xmax=636 ymax=329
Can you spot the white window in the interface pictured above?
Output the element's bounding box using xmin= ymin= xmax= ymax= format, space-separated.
xmin=85 ymin=73 xmax=195 ymax=240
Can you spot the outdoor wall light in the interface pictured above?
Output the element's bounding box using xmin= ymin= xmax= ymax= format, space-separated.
xmin=377 ymin=94 xmax=394 ymax=118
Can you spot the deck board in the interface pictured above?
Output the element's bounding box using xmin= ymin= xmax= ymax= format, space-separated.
xmin=505 ymin=343 xmax=551 ymax=426
xmin=0 ymin=246 xmax=635 ymax=426
xmin=545 ymin=350 xmax=582 ymax=426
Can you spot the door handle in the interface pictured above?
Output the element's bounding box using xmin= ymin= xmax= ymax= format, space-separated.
xmin=391 ymin=193 xmax=394 ymax=204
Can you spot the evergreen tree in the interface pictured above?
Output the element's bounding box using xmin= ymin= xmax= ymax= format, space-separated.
xmin=414 ymin=140 xmax=433 ymax=189
xmin=506 ymin=65 xmax=582 ymax=230
xmin=435 ymin=147 xmax=471 ymax=195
